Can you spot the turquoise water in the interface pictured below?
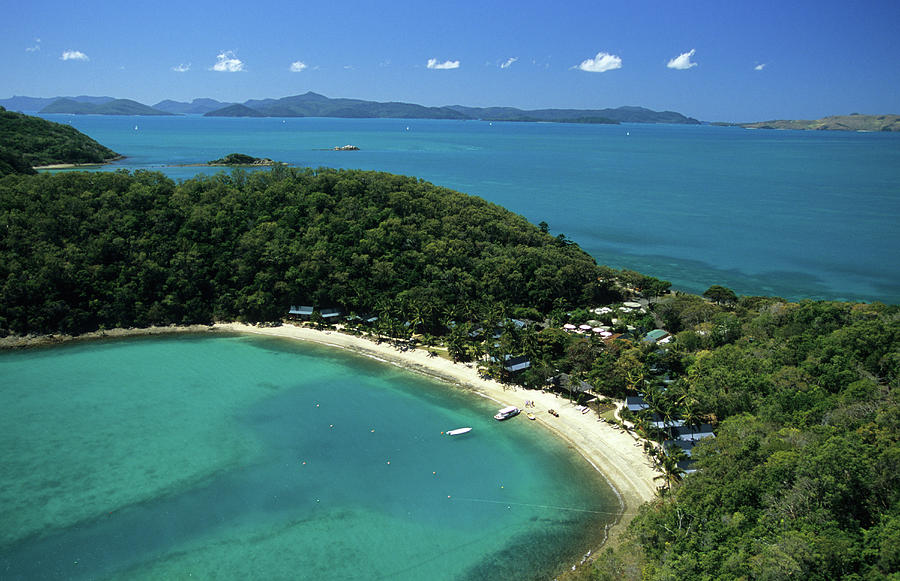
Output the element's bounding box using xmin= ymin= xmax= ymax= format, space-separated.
xmin=0 ymin=335 xmax=616 ymax=580
xmin=38 ymin=114 xmax=900 ymax=303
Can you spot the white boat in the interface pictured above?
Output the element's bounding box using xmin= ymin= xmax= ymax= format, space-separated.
xmin=494 ymin=406 xmax=520 ymax=421
xmin=446 ymin=427 xmax=472 ymax=436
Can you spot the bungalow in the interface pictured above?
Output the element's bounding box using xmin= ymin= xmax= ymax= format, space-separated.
xmin=554 ymin=373 xmax=592 ymax=398
xmin=503 ymin=355 xmax=531 ymax=373
xmin=649 ymin=412 xmax=685 ymax=429
xmin=643 ymin=329 xmax=670 ymax=344
xmin=678 ymin=459 xmax=698 ymax=475
xmin=289 ymin=305 xmax=315 ymax=319
xmin=320 ymin=308 xmax=342 ymax=321
xmin=664 ymin=439 xmax=696 ymax=457
xmin=672 ymin=424 xmax=715 ymax=442
xmin=625 ymin=395 xmax=649 ymax=412
xmin=346 ymin=314 xmax=379 ymax=325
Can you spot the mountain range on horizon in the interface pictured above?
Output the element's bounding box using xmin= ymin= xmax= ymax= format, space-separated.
xmin=0 ymin=93 xmax=701 ymax=125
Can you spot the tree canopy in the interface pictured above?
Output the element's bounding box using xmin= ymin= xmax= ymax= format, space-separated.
xmin=593 ymin=296 xmax=899 ymax=581
xmin=0 ymin=167 xmax=627 ymax=336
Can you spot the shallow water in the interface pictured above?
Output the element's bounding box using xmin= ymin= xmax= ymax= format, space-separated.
xmin=0 ymin=335 xmax=616 ymax=580
xmin=38 ymin=114 xmax=900 ymax=303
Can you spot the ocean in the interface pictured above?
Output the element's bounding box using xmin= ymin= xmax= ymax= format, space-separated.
xmin=0 ymin=334 xmax=617 ymax=580
xmin=37 ymin=113 xmax=900 ymax=304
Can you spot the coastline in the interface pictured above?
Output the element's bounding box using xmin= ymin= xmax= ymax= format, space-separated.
xmin=33 ymin=155 xmax=126 ymax=171
xmin=214 ymin=323 xmax=659 ymax=555
xmin=0 ymin=321 xmax=660 ymax=570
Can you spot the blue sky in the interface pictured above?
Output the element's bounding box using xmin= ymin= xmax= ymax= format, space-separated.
xmin=3 ymin=0 xmax=899 ymax=121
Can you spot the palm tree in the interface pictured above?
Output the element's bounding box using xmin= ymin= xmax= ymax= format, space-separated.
xmin=680 ymin=399 xmax=703 ymax=437
xmin=655 ymin=450 xmax=687 ymax=493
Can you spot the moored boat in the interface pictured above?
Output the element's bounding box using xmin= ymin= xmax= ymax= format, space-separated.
xmin=494 ymin=406 xmax=520 ymax=421
xmin=446 ymin=427 xmax=472 ymax=436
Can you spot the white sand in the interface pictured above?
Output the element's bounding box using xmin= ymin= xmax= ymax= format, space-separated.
xmin=215 ymin=322 xmax=660 ymax=545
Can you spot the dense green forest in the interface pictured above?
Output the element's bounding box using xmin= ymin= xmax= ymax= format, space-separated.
xmin=0 ymin=167 xmax=640 ymax=337
xmin=591 ymin=296 xmax=899 ymax=581
xmin=0 ymin=106 xmax=120 ymax=171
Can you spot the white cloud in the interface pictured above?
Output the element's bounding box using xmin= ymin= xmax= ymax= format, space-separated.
xmin=60 ymin=49 xmax=89 ymax=61
xmin=426 ymin=58 xmax=460 ymax=70
xmin=290 ymin=60 xmax=307 ymax=72
xmin=667 ymin=49 xmax=698 ymax=70
xmin=500 ymin=57 xmax=518 ymax=69
xmin=172 ymin=63 xmax=191 ymax=72
xmin=577 ymin=52 xmax=622 ymax=73
xmin=754 ymin=63 xmax=766 ymax=71
xmin=212 ymin=51 xmax=244 ymax=72
xmin=26 ymin=38 xmax=41 ymax=52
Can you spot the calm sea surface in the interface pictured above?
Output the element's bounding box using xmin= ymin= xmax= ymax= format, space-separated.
xmin=0 ymin=334 xmax=616 ymax=580
xmin=37 ymin=113 xmax=900 ymax=304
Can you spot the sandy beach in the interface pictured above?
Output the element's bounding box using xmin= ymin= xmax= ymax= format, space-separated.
xmin=214 ymin=322 xmax=660 ymax=550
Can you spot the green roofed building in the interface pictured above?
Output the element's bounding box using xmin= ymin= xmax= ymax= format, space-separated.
xmin=643 ymin=329 xmax=670 ymax=343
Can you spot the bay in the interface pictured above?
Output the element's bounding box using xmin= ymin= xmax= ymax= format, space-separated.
xmin=39 ymin=114 xmax=900 ymax=304
xmin=0 ymin=334 xmax=616 ymax=580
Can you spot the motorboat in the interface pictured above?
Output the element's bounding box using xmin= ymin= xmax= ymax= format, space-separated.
xmin=494 ymin=406 xmax=520 ymax=421
xmin=446 ymin=427 xmax=472 ymax=436
xmin=527 ymin=412 xmax=536 ymax=421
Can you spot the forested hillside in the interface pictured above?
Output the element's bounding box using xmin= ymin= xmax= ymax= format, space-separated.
xmin=592 ymin=296 xmax=899 ymax=581
xmin=0 ymin=167 xmax=625 ymax=336
xmin=0 ymin=107 xmax=120 ymax=172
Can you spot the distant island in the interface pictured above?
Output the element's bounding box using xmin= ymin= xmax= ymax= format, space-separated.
xmin=200 ymin=92 xmax=701 ymax=124
xmin=717 ymin=113 xmax=900 ymax=132
xmin=39 ymin=98 xmax=175 ymax=116
xmin=0 ymin=92 xmax=700 ymax=125
xmin=0 ymin=106 xmax=120 ymax=174
xmin=207 ymin=153 xmax=280 ymax=166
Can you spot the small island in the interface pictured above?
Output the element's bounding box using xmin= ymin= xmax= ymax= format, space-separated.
xmin=717 ymin=113 xmax=900 ymax=132
xmin=332 ymin=144 xmax=359 ymax=151
xmin=207 ymin=153 xmax=281 ymax=166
